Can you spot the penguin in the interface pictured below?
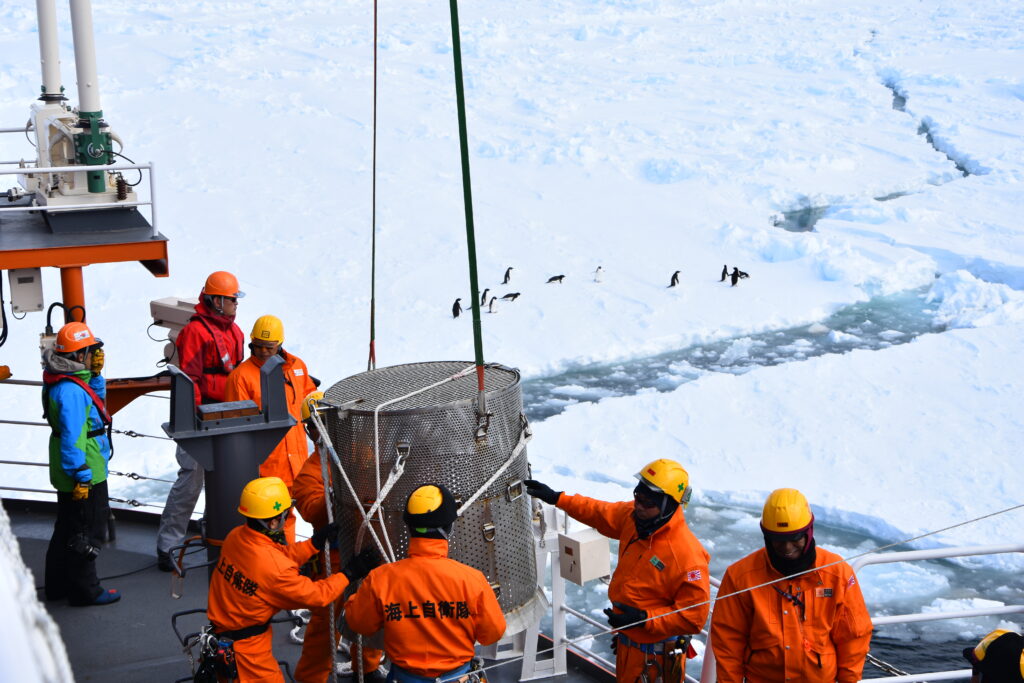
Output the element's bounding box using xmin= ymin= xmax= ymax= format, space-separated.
xmin=593 ymin=266 xmax=604 ymax=283
xmin=501 ymin=292 xmax=521 ymax=301
xmin=720 ymin=264 xmax=728 ymax=282
xmin=452 ymin=298 xmax=462 ymax=318
xmin=480 ymin=288 xmax=489 ymax=306
xmin=488 ymin=296 xmax=497 ymax=313
xmin=503 ymin=266 xmax=514 ymax=285
xmin=730 ymin=267 xmax=739 ymax=287
xmin=669 ymin=270 xmax=680 ymax=288
xmin=738 ymin=269 xmax=750 ymax=279
xmin=546 ymin=275 xmax=565 ymax=284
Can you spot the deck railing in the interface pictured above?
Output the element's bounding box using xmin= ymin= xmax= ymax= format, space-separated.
xmin=0 ymin=161 xmax=158 ymax=232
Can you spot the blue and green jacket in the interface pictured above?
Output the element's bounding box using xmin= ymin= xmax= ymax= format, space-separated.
xmin=42 ymin=351 xmax=110 ymax=492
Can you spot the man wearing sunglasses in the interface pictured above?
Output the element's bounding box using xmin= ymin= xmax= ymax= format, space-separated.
xmin=710 ymin=488 xmax=872 ymax=682
xmin=157 ymin=270 xmax=246 ymax=571
xmin=963 ymin=629 xmax=1024 ymax=683
xmin=526 ymin=459 xmax=710 ymax=683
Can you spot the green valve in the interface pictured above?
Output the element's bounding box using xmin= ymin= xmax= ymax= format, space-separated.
xmin=74 ymin=110 xmax=111 ymax=193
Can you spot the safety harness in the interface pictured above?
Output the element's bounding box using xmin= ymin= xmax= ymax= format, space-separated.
xmin=616 ymin=634 xmax=695 ymax=683
xmin=42 ymin=372 xmax=114 ymax=458
xmin=190 ymin=315 xmax=241 ymax=376
xmin=189 ymin=620 xmax=271 ymax=683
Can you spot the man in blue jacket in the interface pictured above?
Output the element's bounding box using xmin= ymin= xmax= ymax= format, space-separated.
xmin=42 ymin=321 xmax=120 ymax=606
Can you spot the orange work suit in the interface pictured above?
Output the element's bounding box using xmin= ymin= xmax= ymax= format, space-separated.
xmin=207 ymin=524 xmax=351 ymax=683
xmin=710 ymin=546 xmax=873 ymax=683
xmin=225 ymin=349 xmax=316 ymax=487
xmin=225 ymin=349 xmax=316 ymax=542
xmin=344 ymin=536 xmax=506 ymax=677
xmin=557 ymin=494 xmax=711 ymax=682
xmin=292 ymin=448 xmax=383 ymax=683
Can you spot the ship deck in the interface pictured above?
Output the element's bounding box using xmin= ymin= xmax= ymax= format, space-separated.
xmin=7 ymin=498 xmax=611 ymax=683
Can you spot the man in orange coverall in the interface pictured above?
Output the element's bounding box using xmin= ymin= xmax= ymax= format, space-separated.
xmin=292 ymin=392 xmax=385 ymax=683
xmin=710 ymin=488 xmax=873 ymax=682
xmin=225 ymin=314 xmax=317 ymax=542
xmin=158 ymin=270 xmax=246 ymax=571
xmin=345 ymin=484 xmax=506 ymax=683
xmin=525 ymin=459 xmax=711 ymax=683
xmin=207 ymin=476 xmax=379 ymax=682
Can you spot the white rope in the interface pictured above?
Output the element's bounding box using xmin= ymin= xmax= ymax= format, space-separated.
xmin=307 ymin=408 xmax=391 ymax=562
xmin=363 ymin=364 xmax=476 ymax=557
xmin=456 ymin=414 xmax=531 ymax=517
xmin=317 ymin=417 xmax=340 ymax=683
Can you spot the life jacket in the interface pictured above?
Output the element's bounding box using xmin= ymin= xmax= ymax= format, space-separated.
xmin=42 ymin=370 xmax=114 ymax=471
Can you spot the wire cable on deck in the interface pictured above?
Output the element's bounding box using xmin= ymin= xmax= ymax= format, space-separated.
xmin=0 ymin=460 xmax=174 ymax=485
xmin=866 ymin=652 xmax=909 ymax=676
xmin=0 ymin=417 xmax=171 ymax=440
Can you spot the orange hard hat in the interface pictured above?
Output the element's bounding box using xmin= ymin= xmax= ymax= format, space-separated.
xmin=202 ymin=271 xmax=245 ymax=298
xmin=54 ymin=322 xmax=102 ymax=353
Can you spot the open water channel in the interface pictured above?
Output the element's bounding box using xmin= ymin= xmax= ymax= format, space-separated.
xmin=523 ymin=286 xmax=1022 ymax=676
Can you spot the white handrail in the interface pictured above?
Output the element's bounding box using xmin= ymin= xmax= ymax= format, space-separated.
xmin=872 ymin=604 xmax=1024 ymax=626
xmin=850 ymin=543 xmax=1024 ymax=571
xmin=0 ymin=161 xmax=150 ymax=175
xmin=0 ymin=160 xmax=158 ymax=230
xmin=0 ymin=200 xmax=150 ymax=212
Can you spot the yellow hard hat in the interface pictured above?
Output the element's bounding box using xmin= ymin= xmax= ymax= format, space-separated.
xmin=403 ymin=484 xmax=457 ymax=529
xmin=636 ymin=459 xmax=691 ymax=504
xmin=301 ymin=391 xmax=324 ymax=421
xmin=202 ymin=271 xmax=245 ymax=298
xmin=250 ymin=315 xmax=284 ymax=344
xmin=761 ymin=488 xmax=813 ymax=534
xmin=238 ymin=477 xmax=291 ymax=519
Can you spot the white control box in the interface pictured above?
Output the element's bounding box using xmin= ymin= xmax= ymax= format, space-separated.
xmin=558 ymin=527 xmax=611 ymax=586
xmin=8 ymin=268 xmax=43 ymax=313
xmin=150 ymin=297 xmax=199 ymax=331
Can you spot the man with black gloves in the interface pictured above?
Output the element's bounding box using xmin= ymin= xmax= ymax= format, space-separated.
xmin=525 ymin=459 xmax=711 ymax=683
xmin=207 ymin=477 xmax=380 ymax=682
xmin=963 ymin=629 xmax=1024 ymax=683
xmin=345 ymin=484 xmax=506 ymax=683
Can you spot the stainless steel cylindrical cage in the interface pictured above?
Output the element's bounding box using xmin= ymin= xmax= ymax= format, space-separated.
xmin=324 ymin=361 xmax=541 ymax=632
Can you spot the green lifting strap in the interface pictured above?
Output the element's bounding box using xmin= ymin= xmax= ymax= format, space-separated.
xmin=448 ymin=0 xmax=487 ymax=415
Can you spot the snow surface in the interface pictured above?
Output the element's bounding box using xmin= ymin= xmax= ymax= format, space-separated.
xmin=0 ymin=0 xmax=1022 ymax=612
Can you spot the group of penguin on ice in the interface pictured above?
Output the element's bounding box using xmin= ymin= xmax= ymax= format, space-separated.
xmin=452 ymin=264 xmax=750 ymax=318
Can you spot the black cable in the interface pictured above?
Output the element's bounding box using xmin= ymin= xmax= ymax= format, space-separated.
xmin=45 ymin=302 xmax=67 ymax=334
xmin=34 ymin=545 xmax=208 ymax=591
xmin=108 ymin=150 xmax=143 ymax=186
xmin=66 ymin=304 xmax=86 ymax=323
xmin=0 ymin=274 xmax=8 ymax=348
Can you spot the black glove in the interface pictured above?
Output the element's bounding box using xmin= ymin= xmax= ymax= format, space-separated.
xmin=311 ymin=522 xmax=340 ymax=551
xmin=604 ymin=602 xmax=647 ymax=630
xmin=342 ymin=546 xmax=382 ymax=582
xmin=524 ymin=479 xmax=562 ymax=506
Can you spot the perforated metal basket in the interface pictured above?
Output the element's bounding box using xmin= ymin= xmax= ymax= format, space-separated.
xmin=324 ymin=361 xmax=542 ymax=633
